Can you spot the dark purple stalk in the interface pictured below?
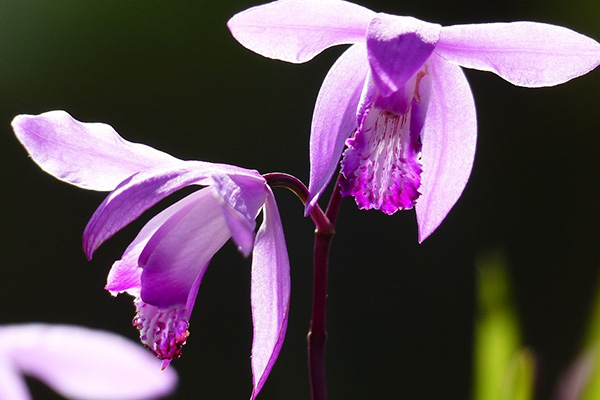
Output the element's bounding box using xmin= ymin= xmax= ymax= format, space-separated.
xmin=264 ymin=172 xmax=345 ymax=400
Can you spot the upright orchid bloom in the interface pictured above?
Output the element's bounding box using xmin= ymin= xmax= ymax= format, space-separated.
xmin=12 ymin=111 xmax=290 ymax=399
xmin=228 ymin=0 xmax=600 ymax=241
xmin=0 ymin=323 xmax=177 ymax=400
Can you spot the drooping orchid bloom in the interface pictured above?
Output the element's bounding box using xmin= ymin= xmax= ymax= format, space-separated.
xmin=0 ymin=323 xmax=177 ymax=400
xmin=228 ymin=0 xmax=600 ymax=241
xmin=12 ymin=111 xmax=290 ymax=399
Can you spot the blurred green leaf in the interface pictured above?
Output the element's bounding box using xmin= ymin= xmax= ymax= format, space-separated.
xmin=499 ymin=349 xmax=535 ymax=400
xmin=474 ymin=250 xmax=522 ymax=400
xmin=572 ymin=273 xmax=600 ymax=400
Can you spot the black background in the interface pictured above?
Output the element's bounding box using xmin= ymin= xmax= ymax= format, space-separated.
xmin=1 ymin=0 xmax=599 ymax=399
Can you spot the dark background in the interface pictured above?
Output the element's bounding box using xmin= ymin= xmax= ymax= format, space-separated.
xmin=1 ymin=0 xmax=599 ymax=399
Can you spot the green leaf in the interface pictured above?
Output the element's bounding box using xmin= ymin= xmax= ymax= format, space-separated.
xmin=473 ymin=250 xmax=522 ymax=400
xmin=499 ymin=349 xmax=535 ymax=400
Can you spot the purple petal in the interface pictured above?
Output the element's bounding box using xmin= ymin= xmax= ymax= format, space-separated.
xmin=105 ymin=189 xmax=210 ymax=296
xmin=366 ymin=15 xmax=440 ymax=96
xmin=83 ymin=161 xmax=263 ymax=258
xmin=228 ymin=0 xmax=375 ymax=63
xmin=11 ymin=111 xmax=180 ymax=192
xmin=0 ymin=324 xmax=177 ymax=400
xmin=250 ymin=188 xmax=290 ymax=399
xmin=139 ymin=188 xmax=229 ymax=307
xmin=307 ymin=44 xmax=369 ymax=213
xmin=0 ymin=358 xmax=29 ymax=400
xmin=212 ymin=174 xmax=268 ymax=256
xmin=416 ymin=55 xmax=477 ymax=242
xmin=436 ymin=22 xmax=600 ymax=87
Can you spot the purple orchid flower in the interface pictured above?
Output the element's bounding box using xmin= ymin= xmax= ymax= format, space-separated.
xmin=12 ymin=111 xmax=290 ymax=399
xmin=0 ymin=323 xmax=177 ymax=400
xmin=228 ymin=0 xmax=600 ymax=241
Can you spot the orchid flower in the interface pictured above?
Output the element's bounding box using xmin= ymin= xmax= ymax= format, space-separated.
xmin=228 ymin=0 xmax=600 ymax=241
xmin=0 ymin=323 xmax=177 ymax=400
xmin=12 ymin=110 xmax=290 ymax=399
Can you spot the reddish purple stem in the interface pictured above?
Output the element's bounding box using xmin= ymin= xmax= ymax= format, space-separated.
xmin=264 ymin=172 xmax=344 ymax=400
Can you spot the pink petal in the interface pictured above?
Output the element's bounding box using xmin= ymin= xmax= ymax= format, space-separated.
xmin=139 ymin=188 xmax=230 ymax=307
xmin=227 ymin=0 xmax=375 ymax=63
xmin=436 ymin=22 xmax=600 ymax=87
xmin=416 ymin=55 xmax=477 ymax=242
xmin=0 ymin=357 xmax=29 ymax=400
xmin=366 ymin=14 xmax=440 ymax=96
xmin=250 ymin=188 xmax=290 ymax=399
xmin=11 ymin=111 xmax=180 ymax=192
xmin=83 ymin=161 xmax=262 ymax=259
xmin=0 ymin=324 xmax=177 ymax=400
xmin=552 ymin=348 xmax=596 ymax=400
xmin=105 ymin=189 xmax=210 ymax=296
xmin=307 ymin=44 xmax=369 ymax=212
xmin=211 ymin=174 xmax=268 ymax=256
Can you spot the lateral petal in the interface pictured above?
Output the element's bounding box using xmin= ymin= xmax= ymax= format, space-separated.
xmin=366 ymin=14 xmax=440 ymax=96
xmin=83 ymin=161 xmax=262 ymax=258
xmin=139 ymin=188 xmax=229 ymax=307
xmin=307 ymin=43 xmax=368 ymax=213
xmin=227 ymin=0 xmax=375 ymax=63
xmin=416 ymin=55 xmax=477 ymax=242
xmin=250 ymin=188 xmax=290 ymax=399
xmin=0 ymin=324 xmax=177 ymax=400
xmin=11 ymin=111 xmax=180 ymax=192
xmin=105 ymin=189 xmax=210 ymax=296
xmin=436 ymin=22 xmax=600 ymax=87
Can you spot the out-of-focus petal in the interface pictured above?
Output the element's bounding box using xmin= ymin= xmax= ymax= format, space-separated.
xmin=139 ymin=188 xmax=229 ymax=307
xmin=416 ymin=55 xmax=476 ymax=242
xmin=11 ymin=111 xmax=180 ymax=192
xmin=212 ymin=174 xmax=268 ymax=256
xmin=0 ymin=324 xmax=177 ymax=400
xmin=366 ymin=14 xmax=440 ymax=96
xmin=250 ymin=188 xmax=290 ymax=399
xmin=105 ymin=189 xmax=209 ymax=296
xmin=227 ymin=0 xmax=375 ymax=63
xmin=552 ymin=348 xmax=595 ymax=400
xmin=0 ymin=357 xmax=30 ymax=400
xmin=436 ymin=22 xmax=600 ymax=87
xmin=307 ymin=44 xmax=368 ymax=213
xmin=83 ymin=161 xmax=262 ymax=258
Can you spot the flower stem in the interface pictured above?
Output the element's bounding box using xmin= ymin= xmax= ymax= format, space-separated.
xmin=308 ymin=227 xmax=333 ymax=400
xmin=263 ymin=172 xmax=329 ymax=231
xmin=308 ymin=173 xmax=344 ymax=400
xmin=264 ymin=172 xmax=345 ymax=400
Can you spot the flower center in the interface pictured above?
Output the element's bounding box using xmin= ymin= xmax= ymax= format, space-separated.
xmin=340 ymin=65 xmax=430 ymax=214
